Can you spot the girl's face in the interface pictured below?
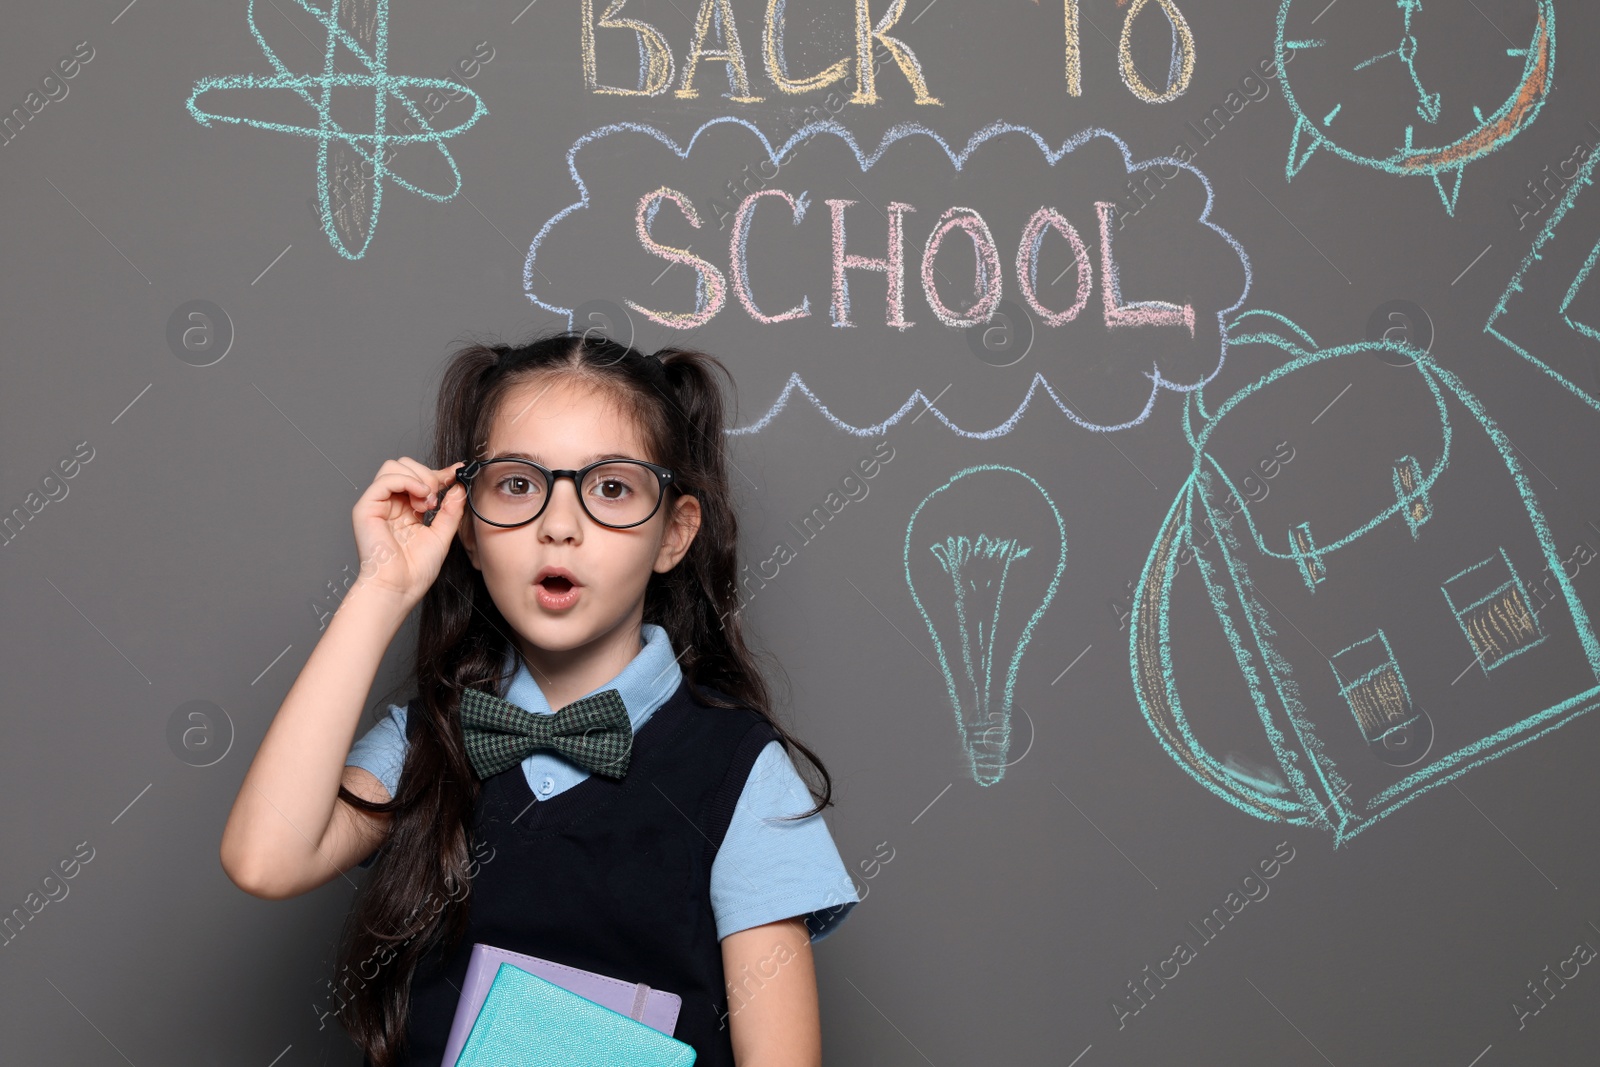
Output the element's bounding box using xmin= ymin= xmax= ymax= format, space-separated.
xmin=458 ymin=375 xmax=700 ymax=664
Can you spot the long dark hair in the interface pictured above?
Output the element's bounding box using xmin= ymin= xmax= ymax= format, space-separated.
xmin=328 ymin=329 xmax=835 ymax=1066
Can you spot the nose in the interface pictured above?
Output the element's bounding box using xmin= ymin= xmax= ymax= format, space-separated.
xmin=537 ymin=475 xmax=586 ymax=540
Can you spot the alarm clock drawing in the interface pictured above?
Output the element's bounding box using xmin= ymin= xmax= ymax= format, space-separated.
xmin=1275 ymin=0 xmax=1554 ymax=215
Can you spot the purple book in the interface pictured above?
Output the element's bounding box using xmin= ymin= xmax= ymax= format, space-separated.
xmin=440 ymin=943 xmax=683 ymax=1067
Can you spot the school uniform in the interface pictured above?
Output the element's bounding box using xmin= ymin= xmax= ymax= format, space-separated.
xmin=344 ymin=623 xmax=859 ymax=1065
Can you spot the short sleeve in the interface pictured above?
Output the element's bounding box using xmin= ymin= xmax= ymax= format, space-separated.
xmin=345 ymin=704 xmax=409 ymax=870
xmin=710 ymin=740 xmax=860 ymax=944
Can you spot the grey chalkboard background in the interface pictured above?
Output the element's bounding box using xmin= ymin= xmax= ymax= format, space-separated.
xmin=5 ymin=0 xmax=1600 ymax=1063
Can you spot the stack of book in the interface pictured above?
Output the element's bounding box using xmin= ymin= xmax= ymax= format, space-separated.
xmin=443 ymin=943 xmax=697 ymax=1066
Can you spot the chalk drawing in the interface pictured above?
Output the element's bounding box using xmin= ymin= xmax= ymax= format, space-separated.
xmin=582 ymin=0 xmax=676 ymax=97
xmin=676 ymin=0 xmax=764 ymax=102
xmin=1276 ymin=0 xmax=1553 ymax=214
xmin=1062 ymin=0 xmax=1194 ymax=101
xmin=1486 ymin=124 xmax=1600 ymax=410
xmin=849 ymin=0 xmax=941 ymax=105
xmin=629 ymin=187 xmax=729 ymax=327
xmin=1441 ymin=547 xmax=1549 ymax=675
xmin=1129 ymin=319 xmax=1600 ymax=845
xmin=1096 ymin=201 xmax=1195 ymax=334
xmin=763 ymin=0 xmax=850 ymax=95
xmin=731 ymin=188 xmax=812 ymax=323
xmin=905 ymin=467 xmax=1066 ymax=786
xmin=523 ymin=118 xmax=1251 ymax=436
xmin=1118 ymin=0 xmax=1196 ymax=105
xmin=918 ymin=207 xmax=1004 ymax=329
xmin=1063 ymin=0 xmax=1083 ymax=97
xmin=583 ymin=0 xmax=936 ymax=103
xmin=826 ymin=197 xmax=917 ymax=330
xmin=186 ymin=0 xmax=488 ymax=260
xmin=1019 ymin=206 xmax=1092 ymax=328
xmin=1328 ymin=630 xmax=1412 ymax=743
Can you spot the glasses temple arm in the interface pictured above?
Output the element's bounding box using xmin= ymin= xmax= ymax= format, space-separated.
xmin=421 ymin=465 xmax=469 ymax=528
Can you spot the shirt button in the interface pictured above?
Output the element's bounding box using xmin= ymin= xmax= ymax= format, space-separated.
xmin=539 ymin=776 xmax=555 ymax=796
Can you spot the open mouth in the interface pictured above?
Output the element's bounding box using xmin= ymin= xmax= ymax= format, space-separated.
xmin=535 ymin=571 xmax=581 ymax=610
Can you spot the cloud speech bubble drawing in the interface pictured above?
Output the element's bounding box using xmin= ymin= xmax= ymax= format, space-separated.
xmin=524 ymin=118 xmax=1251 ymax=435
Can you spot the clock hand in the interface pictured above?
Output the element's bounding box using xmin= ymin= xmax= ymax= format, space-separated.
xmin=1353 ymin=46 xmax=1402 ymax=72
xmin=1353 ymin=26 xmax=1416 ymax=73
xmin=1397 ymin=33 xmax=1442 ymax=124
xmin=1353 ymin=35 xmax=1440 ymax=125
xmin=1384 ymin=0 xmax=1440 ymax=123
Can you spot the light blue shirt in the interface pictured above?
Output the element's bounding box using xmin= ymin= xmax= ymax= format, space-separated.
xmin=345 ymin=623 xmax=859 ymax=942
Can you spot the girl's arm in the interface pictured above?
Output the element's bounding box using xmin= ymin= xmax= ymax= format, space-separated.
xmin=219 ymin=458 xmax=468 ymax=900
xmin=219 ymin=583 xmax=409 ymax=899
xmin=722 ymin=917 xmax=822 ymax=1067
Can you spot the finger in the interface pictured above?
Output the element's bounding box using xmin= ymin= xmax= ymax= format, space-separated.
xmin=431 ymin=459 xmax=468 ymax=492
xmin=405 ymin=458 xmax=470 ymax=511
xmin=421 ymin=480 xmax=468 ymax=528
xmin=376 ymin=470 xmax=435 ymax=503
xmin=393 ymin=456 xmax=441 ymax=494
xmin=359 ymin=472 xmax=435 ymax=516
xmin=374 ymin=457 xmax=433 ymax=485
xmin=421 ymin=460 xmax=470 ymax=512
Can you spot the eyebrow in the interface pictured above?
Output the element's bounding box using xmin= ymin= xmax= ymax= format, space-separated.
xmin=492 ymin=450 xmax=645 ymax=465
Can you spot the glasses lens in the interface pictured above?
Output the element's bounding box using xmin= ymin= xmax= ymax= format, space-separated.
xmin=471 ymin=461 xmax=547 ymax=525
xmin=581 ymin=462 xmax=661 ymax=527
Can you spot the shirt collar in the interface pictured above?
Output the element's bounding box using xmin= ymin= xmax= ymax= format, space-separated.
xmin=498 ymin=622 xmax=682 ymax=733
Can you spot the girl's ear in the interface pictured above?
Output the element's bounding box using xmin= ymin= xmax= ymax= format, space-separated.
xmin=655 ymin=493 xmax=701 ymax=573
xmin=457 ymin=512 xmax=482 ymax=571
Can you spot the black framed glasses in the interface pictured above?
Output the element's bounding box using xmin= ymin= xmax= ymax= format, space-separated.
xmin=453 ymin=457 xmax=676 ymax=530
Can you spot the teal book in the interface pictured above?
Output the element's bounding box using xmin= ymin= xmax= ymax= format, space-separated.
xmin=456 ymin=962 xmax=698 ymax=1066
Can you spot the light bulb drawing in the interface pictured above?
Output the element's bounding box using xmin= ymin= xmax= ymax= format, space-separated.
xmin=904 ymin=467 xmax=1067 ymax=786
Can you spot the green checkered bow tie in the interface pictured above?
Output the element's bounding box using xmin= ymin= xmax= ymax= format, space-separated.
xmin=457 ymin=687 xmax=633 ymax=781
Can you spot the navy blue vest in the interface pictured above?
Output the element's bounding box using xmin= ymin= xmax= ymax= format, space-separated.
xmin=383 ymin=679 xmax=780 ymax=1067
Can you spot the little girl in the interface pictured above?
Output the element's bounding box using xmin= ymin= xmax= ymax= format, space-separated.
xmin=219 ymin=331 xmax=859 ymax=1067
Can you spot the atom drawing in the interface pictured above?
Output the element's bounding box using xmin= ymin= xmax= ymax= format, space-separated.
xmin=186 ymin=0 xmax=488 ymax=260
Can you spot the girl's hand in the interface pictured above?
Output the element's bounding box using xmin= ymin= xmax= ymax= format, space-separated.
xmin=350 ymin=457 xmax=469 ymax=607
